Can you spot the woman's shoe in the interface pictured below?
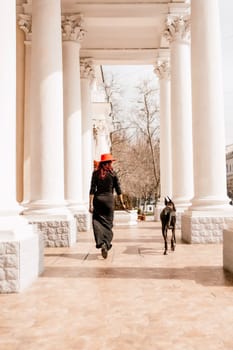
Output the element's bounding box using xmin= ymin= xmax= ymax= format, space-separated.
xmin=101 ymin=243 xmax=108 ymax=259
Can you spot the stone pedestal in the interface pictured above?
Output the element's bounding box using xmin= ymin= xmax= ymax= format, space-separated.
xmin=0 ymin=216 xmax=43 ymax=293
xmin=74 ymin=209 xmax=90 ymax=233
xmin=28 ymin=214 xmax=77 ymax=247
xmin=182 ymin=211 xmax=233 ymax=243
xmin=223 ymin=225 xmax=233 ymax=274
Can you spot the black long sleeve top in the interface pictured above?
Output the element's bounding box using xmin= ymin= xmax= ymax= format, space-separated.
xmin=89 ymin=170 xmax=122 ymax=196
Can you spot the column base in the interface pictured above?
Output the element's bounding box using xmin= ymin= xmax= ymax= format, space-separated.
xmin=223 ymin=224 xmax=233 ymax=274
xmin=0 ymin=216 xmax=43 ymax=293
xmin=181 ymin=209 xmax=233 ymax=243
xmin=0 ymin=202 xmax=25 ymax=216
xmin=22 ymin=201 xmax=77 ymax=246
xmin=22 ymin=200 xmax=71 ymax=216
xmin=189 ymin=197 xmax=230 ymax=211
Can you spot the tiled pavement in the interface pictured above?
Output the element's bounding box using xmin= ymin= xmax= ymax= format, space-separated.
xmin=1 ymin=221 xmax=233 ymax=350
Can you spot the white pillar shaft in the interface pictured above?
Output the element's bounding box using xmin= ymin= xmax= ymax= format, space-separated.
xmin=30 ymin=0 xmax=65 ymax=204
xmin=159 ymin=78 xmax=172 ymax=199
xmin=171 ymin=40 xmax=193 ymax=205
xmin=16 ymin=24 xmax=25 ymax=204
xmin=81 ymin=78 xmax=93 ymax=204
xmin=0 ymin=0 xmax=19 ymax=212
xmin=63 ymin=41 xmax=83 ymax=204
xmin=23 ymin=43 xmax=31 ymax=203
xmin=191 ymin=0 xmax=227 ymax=207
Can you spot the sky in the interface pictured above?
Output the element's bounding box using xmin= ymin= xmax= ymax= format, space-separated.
xmin=102 ymin=0 xmax=233 ymax=146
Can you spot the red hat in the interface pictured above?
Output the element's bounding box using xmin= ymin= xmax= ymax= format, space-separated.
xmin=99 ymin=153 xmax=116 ymax=163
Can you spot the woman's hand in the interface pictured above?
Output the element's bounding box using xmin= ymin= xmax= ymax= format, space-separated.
xmin=119 ymin=194 xmax=126 ymax=210
xmin=121 ymin=201 xmax=126 ymax=210
xmin=89 ymin=195 xmax=94 ymax=214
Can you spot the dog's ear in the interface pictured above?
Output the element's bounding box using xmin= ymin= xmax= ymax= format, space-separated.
xmin=168 ymin=197 xmax=176 ymax=211
xmin=164 ymin=197 xmax=168 ymax=205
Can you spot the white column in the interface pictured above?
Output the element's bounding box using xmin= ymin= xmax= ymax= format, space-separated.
xmin=26 ymin=0 xmax=67 ymax=214
xmin=62 ymin=14 xmax=85 ymax=210
xmin=18 ymin=14 xmax=32 ymax=204
xmin=16 ymin=14 xmax=26 ymax=204
xmin=164 ymin=16 xmax=193 ymax=211
xmin=23 ymin=42 xmax=31 ymax=204
xmin=80 ymin=58 xmax=95 ymax=205
xmin=0 ymin=1 xmax=21 ymax=214
xmin=154 ymin=60 xmax=172 ymax=201
xmin=190 ymin=0 xmax=228 ymax=210
xmin=182 ymin=0 xmax=233 ymax=244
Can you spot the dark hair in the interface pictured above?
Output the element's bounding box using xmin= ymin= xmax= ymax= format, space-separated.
xmin=98 ymin=161 xmax=113 ymax=179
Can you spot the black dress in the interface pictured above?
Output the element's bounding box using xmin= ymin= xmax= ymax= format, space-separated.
xmin=89 ymin=170 xmax=122 ymax=250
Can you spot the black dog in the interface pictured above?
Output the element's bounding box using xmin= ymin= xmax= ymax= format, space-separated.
xmin=160 ymin=197 xmax=176 ymax=255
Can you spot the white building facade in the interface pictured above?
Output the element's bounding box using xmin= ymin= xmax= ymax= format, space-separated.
xmin=0 ymin=0 xmax=233 ymax=293
xmin=226 ymin=144 xmax=233 ymax=198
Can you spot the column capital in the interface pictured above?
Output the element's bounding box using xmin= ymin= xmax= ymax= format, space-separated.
xmin=61 ymin=14 xmax=86 ymax=42
xmin=18 ymin=14 xmax=32 ymax=41
xmin=154 ymin=60 xmax=170 ymax=80
xmin=163 ymin=15 xmax=190 ymax=44
xmin=80 ymin=58 xmax=95 ymax=81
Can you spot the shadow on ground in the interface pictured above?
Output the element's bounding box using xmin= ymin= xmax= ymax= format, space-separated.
xmin=41 ymin=265 xmax=233 ymax=287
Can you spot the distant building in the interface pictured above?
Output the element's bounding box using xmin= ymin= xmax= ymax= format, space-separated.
xmin=226 ymin=144 xmax=233 ymax=198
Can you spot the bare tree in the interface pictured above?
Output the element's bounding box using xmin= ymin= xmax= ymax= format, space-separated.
xmin=100 ymin=68 xmax=160 ymax=208
xmin=101 ymin=68 xmax=125 ymax=134
xmin=128 ymin=79 xmax=160 ymax=204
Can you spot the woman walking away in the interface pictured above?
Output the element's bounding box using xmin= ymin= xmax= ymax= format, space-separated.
xmin=89 ymin=153 xmax=125 ymax=259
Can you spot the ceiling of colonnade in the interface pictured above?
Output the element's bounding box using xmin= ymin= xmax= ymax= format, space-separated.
xmin=20 ymin=0 xmax=190 ymax=64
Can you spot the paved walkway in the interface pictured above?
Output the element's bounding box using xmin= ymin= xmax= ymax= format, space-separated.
xmin=1 ymin=221 xmax=233 ymax=350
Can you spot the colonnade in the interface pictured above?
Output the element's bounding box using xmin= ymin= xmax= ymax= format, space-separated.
xmin=0 ymin=0 xmax=233 ymax=293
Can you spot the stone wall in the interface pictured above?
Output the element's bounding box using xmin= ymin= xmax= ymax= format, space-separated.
xmin=0 ymin=242 xmax=19 ymax=293
xmin=75 ymin=212 xmax=90 ymax=232
xmin=182 ymin=214 xmax=233 ymax=243
xmin=31 ymin=218 xmax=76 ymax=247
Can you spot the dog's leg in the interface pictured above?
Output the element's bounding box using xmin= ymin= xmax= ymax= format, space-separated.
xmin=171 ymin=228 xmax=176 ymax=251
xmin=163 ymin=227 xmax=168 ymax=255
